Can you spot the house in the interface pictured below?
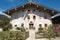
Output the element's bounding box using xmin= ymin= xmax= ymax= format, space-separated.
xmin=3 ymin=0 xmax=59 ymax=31
xmin=52 ymin=15 xmax=60 ymax=24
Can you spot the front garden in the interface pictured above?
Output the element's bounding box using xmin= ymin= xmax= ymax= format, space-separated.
xmin=0 ymin=30 xmax=25 ymax=40
xmin=0 ymin=15 xmax=29 ymax=40
xmin=35 ymin=24 xmax=60 ymax=40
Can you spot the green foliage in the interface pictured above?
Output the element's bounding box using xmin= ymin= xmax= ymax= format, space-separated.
xmin=0 ymin=14 xmax=12 ymax=31
xmin=46 ymin=29 xmax=55 ymax=39
xmin=0 ymin=20 xmax=3 ymax=28
xmin=21 ymin=28 xmax=26 ymax=32
xmin=38 ymin=28 xmax=43 ymax=33
xmin=3 ymin=22 xmax=12 ymax=31
xmin=0 ymin=31 xmax=25 ymax=40
xmin=57 ymin=25 xmax=60 ymax=30
xmin=46 ymin=26 xmax=55 ymax=40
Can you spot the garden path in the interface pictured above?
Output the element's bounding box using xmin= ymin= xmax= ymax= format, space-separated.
xmin=26 ymin=30 xmax=48 ymax=40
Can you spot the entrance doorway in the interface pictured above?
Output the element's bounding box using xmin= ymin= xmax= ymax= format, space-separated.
xmin=29 ymin=21 xmax=34 ymax=29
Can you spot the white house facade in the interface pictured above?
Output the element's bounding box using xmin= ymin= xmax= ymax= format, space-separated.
xmin=3 ymin=1 xmax=58 ymax=31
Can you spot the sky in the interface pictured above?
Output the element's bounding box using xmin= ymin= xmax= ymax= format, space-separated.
xmin=0 ymin=0 xmax=60 ymax=17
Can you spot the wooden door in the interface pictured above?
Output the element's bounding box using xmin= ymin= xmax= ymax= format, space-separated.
xmin=29 ymin=24 xmax=34 ymax=29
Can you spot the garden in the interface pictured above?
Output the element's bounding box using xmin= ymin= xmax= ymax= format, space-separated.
xmin=35 ymin=24 xmax=60 ymax=40
xmin=0 ymin=15 xmax=29 ymax=40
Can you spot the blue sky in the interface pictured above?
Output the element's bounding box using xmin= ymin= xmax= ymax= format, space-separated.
xmin=0 ymin=0 xmax=60 ymax=11
xmin=0 ymin=0 xmax=60 ymax=17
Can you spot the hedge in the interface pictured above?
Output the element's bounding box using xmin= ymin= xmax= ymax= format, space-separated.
xmin=0 ymin=30 xmax=25 ymax=40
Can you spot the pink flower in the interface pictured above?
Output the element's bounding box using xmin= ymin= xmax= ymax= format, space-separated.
xmin=53 ymin=28 xmax=58 ymax=33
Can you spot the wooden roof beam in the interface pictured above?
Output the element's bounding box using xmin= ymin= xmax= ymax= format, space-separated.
xmin=52 ymin=11 xmax=54 ymax=14
xmin=8 ymin=11 xmax=9 ymax=14
xmin=37 ymin=5 xmax=38 ymax=8
xmin=15 ymin=8 xmax=17 ymax=11
xmin=44 ymin=8 xmax=46 ymax=11
xmin=30 ymin=2 xmax=31 ymax=5
xmin=23 ymin=5 xmax=24 ymax=8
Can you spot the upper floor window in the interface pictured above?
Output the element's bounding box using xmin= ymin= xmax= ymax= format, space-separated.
xmin=45 ymin=24 xmax=47 ymax=27
xmin=39 ymin=24 xmax=42 ymax=28
xmin=28 ymin=10 xmax=30 ymax=12
xmin=33 ymin=15 xmax=36 ymax=19
xmin=22 ymin=10 xmax=24 ymax=12
xmin=21 ymin=23 xmax=24 ymax=27
xmin=33 ymin=10 xmax=35 ymax=12
xmin=39 ymin=9 xmax=41 ymax=12
xmin=27 ymin=15 xmax=30 ymax=19
xmin=44 ymin=16 xmax=47 ymax=19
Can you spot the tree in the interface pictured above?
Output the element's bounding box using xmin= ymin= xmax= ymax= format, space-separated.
xmin=3 ymin=21 xmax=12 ymax=31
xmin=0 ymin=14 xmax=12 ymax=31
xmin=0 ymin=20 xmax=3 ymax=28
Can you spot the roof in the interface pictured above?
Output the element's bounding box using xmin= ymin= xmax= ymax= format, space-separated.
xmin=3 ymin=2 xmax=59 ymax=15
xmin=52 ymin=16 xmax=60 ymax=24
xmin=51 ymin=13 xmax=60 ymax=18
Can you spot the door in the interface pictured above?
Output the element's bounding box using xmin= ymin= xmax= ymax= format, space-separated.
xmin=29 ymin=24 xmax=34 ymax=29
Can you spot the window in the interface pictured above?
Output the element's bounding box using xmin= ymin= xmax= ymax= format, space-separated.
xmin=22 ymin=10 xmax=24 ymax=11
xmin=16 ymin=27 xmax=20 ymax=30
xmin=27 ymin=15 xmax=30 ymax=19
xmin=21 ymin=23 xmax=24 ymax=29
xmin=39 ymin=9 xmax=41 ymax=12
xmin=21 ymin=23 xmax=24 ymax=27
xmin=33 ymin=15 xmax=36 ymax=19
xmin=33 ymin=10 xmax=35 ymax=12
xmin=44 ymin=16 xmax=47 ymax=19
xmin=38 ymin=24 xmax=43 ymax=32
xmin=15 ymin=25 xmax=17 ymax=27
xmin=45 ymin=24 xmax=47 ymax=27
xmin=28 ymin=10 xmax=30 ymax=12
xmin=39 ymin=24 xmax=42 ymax=28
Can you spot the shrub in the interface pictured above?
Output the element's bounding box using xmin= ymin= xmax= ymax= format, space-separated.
xmin=0 ymin=31 xmax=25 ymax=40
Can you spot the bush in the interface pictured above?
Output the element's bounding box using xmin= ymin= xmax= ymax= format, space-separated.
xmin=0 ymin=31 xmax=25 ymax=40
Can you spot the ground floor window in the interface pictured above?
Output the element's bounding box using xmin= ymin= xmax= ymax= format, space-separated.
xmin=38 ymin=24 xmax=43 ymax=33
xmin=15 ymin=25 xmax=17 ymax=27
